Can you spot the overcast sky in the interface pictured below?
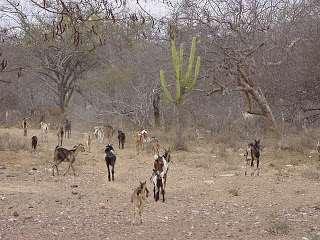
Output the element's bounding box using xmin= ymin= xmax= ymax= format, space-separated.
xmin=0 ymin=0 xmax=173 ymax=20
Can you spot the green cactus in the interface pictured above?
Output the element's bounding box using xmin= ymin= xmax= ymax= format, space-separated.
xmin=160 ymin=37 xmax=201 ymax=105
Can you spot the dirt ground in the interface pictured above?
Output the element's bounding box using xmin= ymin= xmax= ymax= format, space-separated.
xmin=0 ymin=128 xmax=320 ymax=240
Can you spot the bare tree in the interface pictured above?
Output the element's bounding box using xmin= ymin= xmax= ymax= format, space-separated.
xmin=34 ymin=45 xmax=95 ymax=112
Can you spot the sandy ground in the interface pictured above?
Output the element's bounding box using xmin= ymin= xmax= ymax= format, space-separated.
xmin=0 ymin=128 xmax=320 ymax=240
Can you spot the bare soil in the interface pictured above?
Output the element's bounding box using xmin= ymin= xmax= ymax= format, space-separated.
xmin=0 ymin=128 xmax=320 ymax=240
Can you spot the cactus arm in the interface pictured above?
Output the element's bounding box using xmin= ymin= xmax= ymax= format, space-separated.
xmin=171 ymin=40 xmax=181 ymax=102
xmin=159 ymin=37 xmax=201 ymax=105
xmin=185 ymin=37 xmax=197 ymax=85
xmin=171 ymin=40 xmax=180 ymax=81
xmin=188 ymin=56 xmax=201 ymax=90
xmin=160 ymin=70 xmax=174 ymax=103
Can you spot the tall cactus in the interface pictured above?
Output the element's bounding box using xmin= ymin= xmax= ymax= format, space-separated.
xmin=160 ymin=37 xmax=201 ymax=105
xmin=160 ymin=37 xmax=201 ymax=149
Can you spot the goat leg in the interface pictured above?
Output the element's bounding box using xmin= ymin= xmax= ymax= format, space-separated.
xmin=162 ymin=188 xmax=165 ymax=202
xmin=132 ymin=205 xmax=136 ymax=225
xmin=63 ymin=162 xmax=71 ymax=176
xmin=107 ymin=165 xmax=111 ymax=181
xmin=71 ymin=164 xmax=77 ymax=176
xmin=139 ymin=204 xmax=143 ymax=224
xmin=112 ymin=167 xmax=115 ymax=181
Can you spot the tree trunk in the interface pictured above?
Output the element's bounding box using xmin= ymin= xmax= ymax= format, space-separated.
xmin=153 ymin=90 xmax=161 ymax=128
xmin=175 ymin=104 xmax=185 ymax=150
xmin=250 ymin=88 xmax=278 ymax=132
xmin=237 ymin=65 xmax=278 ymax=133
xmin=59 ymin=94 xmax=65 ymax=113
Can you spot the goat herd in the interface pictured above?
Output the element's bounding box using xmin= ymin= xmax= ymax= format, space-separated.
xmin=23 ymin=120 xmax=173 ymax=224
xmin=20 ymin=118 xmax=262 ymax=224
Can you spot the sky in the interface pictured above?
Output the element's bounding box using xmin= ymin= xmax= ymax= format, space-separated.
xmin=0 ymin=0 xmax=174 ymax=23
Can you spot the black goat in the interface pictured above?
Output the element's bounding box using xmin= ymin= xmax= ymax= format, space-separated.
xmin=105 ymin=144 xmax=116 ymax=181
xmin=31 ymin=136 xmax=38 ymax=152
xmin=244 ymin=139 xmax=261 ymax=176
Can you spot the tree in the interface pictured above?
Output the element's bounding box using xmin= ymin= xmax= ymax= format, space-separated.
xmin=35 ymin=45 xmax=95 ymax=113
xmin=152 ymin=87 xmax=161 ymax=128
xmin=160 ymin=37 xmax=201 ymax=149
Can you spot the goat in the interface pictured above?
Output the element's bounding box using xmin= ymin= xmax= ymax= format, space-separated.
xmin=31 ymin=136 xmax=38 ymax=152
xmin=104 ymin=125 xmax=115 ymax=139
xmin=52 ymin=143 xmax=85 ymax=176
xmin=244 ymin=139 xmax=261 ymax=176
xmin=150 ymin=137 xmax=160 ymax=155
xmin=131 ymin=181 xmax=149 ymax=224
xmin=57 ymin=125 xmax=64 ymax=146
xmin=117 ymin=130 xmax=125 ymax=149
xmin=151 ymin=148 xmax=171 ymax=202
xmin=83 ymin=133 xmax=92 ymax=152
xmin=93 ymin=126 xmax=104 ymax=143
xmin=317 ymin=140 xmax=320 ymax=161
xmin=22 ymin=118 xmax=29 ymax=136
xmin=105 ymin=144 xmax=116 ymax=181
xmin=40 ymin=121 xmax=49 ymax=143
xmin=136 ymin=129 xmax=149 ymax=154
xmin=64 ymin=119 xmax=72 ymax=139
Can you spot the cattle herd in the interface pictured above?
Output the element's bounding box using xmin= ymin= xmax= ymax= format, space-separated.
xmin=19 ymin=118 xmax=262 ymax=224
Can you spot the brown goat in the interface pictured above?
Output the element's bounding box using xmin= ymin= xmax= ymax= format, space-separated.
xmin=131 ymin=181 xmax=149 ymax=224
xmin=136 ymin=130 xmax=149 ymax=155
xmin=104 ymin=125 xmax=115 ymax=139
xmin=150 ymin=137 xmax=160 ymax=155
xmin=57 ymin=125 xmax=64 ymax=146
xmin=52 ymin=144 xmax=85 ymax=176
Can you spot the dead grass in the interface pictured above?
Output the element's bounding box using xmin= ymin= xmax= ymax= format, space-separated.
xmin=1 ymin=127 xmax=320 ymax=240
xmin=280 ymin=131 xmax=318 ymax=154
xmin=301 ymin=168 xmax=320 ymax=181
xmin=308 ymin=234 xmax=320 ymax=240
xmin=266 ymin=214 xmax=290 ymax=236
xmin=228 ymin=187 xmax=240 ymax=197
xmin=266 ymin=220 xmax=290 ymax=235
xmin=0 ymin=132 xmax=29 ymax=151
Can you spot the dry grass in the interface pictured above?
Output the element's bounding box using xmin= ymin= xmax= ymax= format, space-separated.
xmin=0 ymin=132 xmax=29 ymax=151
xmin=266 ymin=220 xmax=290 ymax=235
xmin=1 ymin=127 xmax=320 ymax=240
xmin=308 ymin=234 xmax=320 ymax=240
xmin=266 ymin=213 xmax=290 ymax=236
xmin=280 ymin=131 xmax=318 ymax=154
xmin=301 ymin=168 xmax=320 ymax=181
xmin=228 ymin=187 xmax=240 ymax=197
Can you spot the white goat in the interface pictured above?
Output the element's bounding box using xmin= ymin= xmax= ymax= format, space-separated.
xmin=93 ymin=126 xmax=104 ymax=143
xmin=40 ymin=121 xmax=49 ymax=143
